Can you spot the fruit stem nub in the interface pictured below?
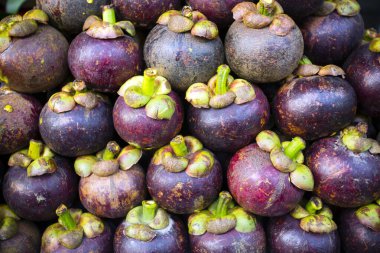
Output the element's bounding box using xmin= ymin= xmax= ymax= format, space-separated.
xmin=142 ymin=200 xmax=158 ymax=223
xmin=56 ymin=204 xmax=76 ymax=231
xmin=102 ymin=5 xmax=116 ymax=24
xmin=215 ymin=65 xmax=230 ymax=95
xmin=28 ymin=140 xmax=43 ymax=160
xmin=142 ymin=68 xmax=157 ymax=97
xmin=215 ymin=192 xmax=232 ymax=218
xmin=170 ymin=136 xmax=188 ymax=157
xmin=284 ymin=137 xmax=306 ymax=160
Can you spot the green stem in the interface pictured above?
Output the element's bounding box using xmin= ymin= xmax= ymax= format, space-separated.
xmin=284 ymin=137 xmax=306 ymax=160
xmin=305 ymin=197 xmax=322 ymax=215
xmin=142 ymin=200 xmax=158 ymax=223
xmin=215 ymin=192 xmax=232 ymax=218
xmin=102 ymin=141 xmax=120 ymax=161
xmin=258 ymin=0 xmax=275 ymax=16
xmin=102 ymin=6 xmax=116 ymax=24
xmin=142 ymin=68 xmax=157 ymax=97
xmin=215 ymin=65 xmax=230 ymax=95
xmin=299 ymin=56 xmax=312 ymax=65
xmin=56 ymin=205 xmax=76 ymax=231
xmin=170 ymin=136 xmax=188 ymax=157
xmin=28 ymin=140 xmax=43 ymax=160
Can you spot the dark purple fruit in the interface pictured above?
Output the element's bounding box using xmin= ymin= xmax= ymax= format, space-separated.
xmin=39 ymin=81 xmax=114 ymax=157
xmin=186 ymin=65 xmax=270 ymax=153
xmin=147 ymin=136 xmax=223 ymax=214
xmin=0 ymin=86 xmax=42 ymax=155
xmin=306 ymin=124 xmax=380 ymax=208
xmin=277 ymin=0 xmax=323 ymax=20
xmin=114 ymin=200 xmax=188 ymax=253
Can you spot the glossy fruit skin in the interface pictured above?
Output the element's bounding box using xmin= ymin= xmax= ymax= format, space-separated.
xmin=2 ymin=157 xmax=78 ymax=221
xmin=276 ymin=0 xmax=324 ymax=20
xmin=225 ymin=21 xmax=304 ymax=84
xmin=41 ymin=222 xmax=113 ymax=253
xmin=39 ymin=98 xmax=114 ymax=157
xmin=274 ymin=76 xmax=357 ymax=140
xmin=144 ymin=25 xmax=225 ymax=92
xmin=0 ymin=25 xmax=69 ymax=93
xmin=306 ymin=137 xmax=380 ymax=208
xmin=114 ymin=215 xmax=188 ymax=253
xmin=187 ymin=85 xmax=270 ymax=153
xmin=268 ymin=215 xmax=340 ymax=253
xmin=68 ymin=32 xmax=143 ymax=92
xmin=0 ymin=92 xmax=42 ymax=155
xmin=113 ymin=91 xmax=183 ymax=149
xmin=36 ymin=0 xmax=110 ymax=35
xmin=190 ymin=219 xmax=266 ymax=253
xmin=339 ymin=208 xmax=380 ymax=253
xmin=344 ymin=44 xmax=380 ymax=118
xmin=113 ymin=0 xmax=181 ymax=28
xmin=0 ymin=220 xmax=41 ymax=253
xmin=79 ymin=165 xmax=146 ymax=219
xmin=227 ymin=144 xmax=304 ymax=217
xmin=301 ymin=12 xmax=364 ymax=65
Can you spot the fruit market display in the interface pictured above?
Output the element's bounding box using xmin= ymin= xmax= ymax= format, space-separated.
xmin=0 ymin=0 xmax=379 ymax=252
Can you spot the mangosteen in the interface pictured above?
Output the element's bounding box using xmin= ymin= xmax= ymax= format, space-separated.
xmin=306 ymin=124 xmax=380 ymax=207
xmin=2 ymin=140 xmax=78 ymax=221
xmin=344 ymin=33 xmax=380 ymax=118
xmin=300 ymin=0 xmax=364 ymax=65
xmin=113 ymin=0 xmax=182 ymax=28
xmin=147 ymin=135 xmax=223 ymax=214
xmin=186 ymin=64 xmax=270 ymax=153
xmin=339 ymin=201 xmax=380 ymax=253
xmin=114 ymin=200 xmax=188 ymax=253
xmin=228 ymin=130 xmax=314 ymax=216
xmin=276 ymin=0 xmax=324 ymax=20
xmin=113 ymin=68 xmax=183 ymax=149
xmin=144 ymin=6 xmax=224 ymax=92
xmin=189 ymin=191 xmax=266 ymax=253
xmin=273 ymin=58 xmax=357 ymax=140
xmin=41 ymin=204 xmax=113 ymax=253
xmin=225 ymin=1 xmax=304 ymax=84
xmin=0 ymin=86 xmax=42 ymax=155
xmin=68 ymin=5 xmax=142 ymax=92
xmin=36 ymin=0 xmax=110 ymax=35
xmin=75 ymin=141 xmax=146 ymax=218
xmin=268 ymin=196 xmax=340 ymax=253
xmin=39 ymin=81 xmax=114 ymax=157
xmin=0 ymin=10 xmax=69 ymax=93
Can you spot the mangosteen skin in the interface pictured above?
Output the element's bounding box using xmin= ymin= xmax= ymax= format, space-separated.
xmin=344 ymin=44 xmax=380 ymax=118
xmin=2 ymin=156 xmax=78 ymax=221
xmin=79 ymin=165 xmax=146 ymax=219
xmin=41 ymin=222 xmax=113 ymax=253
xmin=0 ymin=92 xmax=42 ymax=155
xmin=339 ymin=208 xmax=380 ymax=253
xmin=306 ymin=137 xmax=380 ymax=208
xmin=114 ymin=215 xmax=188 ymax=253
xmin=113 ymin=92 xmax=183 ymax=149
xmin=225 ymin=21 xmax=304 ymax=84
xmin=301 ymin=12 xmax=364 ymax=65
xmin=227 ymin=144 xmax=304 ymax=217
xmin=0 ymin=25 xmax=69 ymax=93
xmin=273 ymin=76 xmax=357 ymax=140
xmin=187 ymin=84 xmax=270 ymax=153
xmin=190 ymin=220 xmax=266 ymax=253
xmin=0 ymin=220 xmax=41 ymax=253
xmin=147 ymin=154 xmax=223 ymax=214
xmin=268 ymin=215 xmax=340 ymax=253
xmin=276 ymin=0 xmax=323 ymax=21
xmin=68 ymin=32 xmax=143 ymax=92
xmin=39 ymin=98 xmax=114 ymax=157
xmin=144 ymin=25 xmax=225 ymax=92
xmin=113 ymin=0 xmax=181 ymax=28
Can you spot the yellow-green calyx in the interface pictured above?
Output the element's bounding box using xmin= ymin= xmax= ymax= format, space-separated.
xmin=83 ymin=5 xmax=135 ymax=39
xmin=355 ymin=201 xmax=380 ymax=232
xmin=366 ymin=29 xmax=380 ymax=53
xmin=232 ymin=1 xmax=295 ymax=37
xmin=291 ymin=197 xmax=337 ymax=234
xmin=118 ymin=68 xmax=176 ymax=120
xmin=256 ymin=130 xmax=314 ymax=191
xmin=188 ymin=191 xmax=257 ymax=236
xmin=157 ymin=6 xmax=219 ymax=40
xmin=48 ymin=81 xmax=104 ymax=114
xmin=124 ymin=200 xmax=170 ymax=242
xmin=341 ymin=123 xmax=380 ymax=154
xmin=74 ymin=141 xmax=142 ymax=177
xmin=0 ymin=204 xmax=20 ymax=241
xmin=316 ymin=0 xmax=360 ymax=17
xmin=186 ymin=65 xmax=256 ymax=109
xmin=152 ymin=135 xmax=215 ymax=178
xmin=8 ymin=140 xmax=57 ymax=177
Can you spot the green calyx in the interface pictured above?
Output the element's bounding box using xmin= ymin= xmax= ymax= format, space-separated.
xmin=8 ymin=140 xmax=57 ymax=177
xmin=292 ymin=56 xmax=345 ymax=79
xmin=341 ymin=123 xmax=380 ymax=154
xmin=186 ymin=65 xmax=256 ymax=109
xmin=364 ymin=29 xmax=380 ymax=53
xmin=291 ymin=197 xmax=337 ymax=234
xmin=355 ymin=201 xmax=380 ymax=232
xmin=0 ymin=205 xmax=20 ymax=241
xmin=118 ymin=68 xmax=176 ymax=120
xmin=153 ymin=135 xmax=216 ymax=178
xmin=316 ymin=0 xmax=360 ymax=17
xmin=188 ymin=191 xmax=257 ymax=236
xmin=74 ymin=141 xmax=142 ymax=178
xmin=256 ymin=131 xmax=314 ymax=191
xmin=124 ymin=200 xmax=170 ymax=242
xmin=369 ymin=38 xmax=380 ymax=53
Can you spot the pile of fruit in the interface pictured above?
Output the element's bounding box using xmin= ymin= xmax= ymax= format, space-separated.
xmin=0 ymin=0 xmax=379 ymax=252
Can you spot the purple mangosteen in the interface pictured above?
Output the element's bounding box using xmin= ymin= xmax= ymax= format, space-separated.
xmin=277 ymin=0 xmax=324 ymax=20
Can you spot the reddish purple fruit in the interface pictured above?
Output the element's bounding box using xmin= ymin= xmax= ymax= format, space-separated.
xmin=277 ymin=0 xmax=323 ymax=20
